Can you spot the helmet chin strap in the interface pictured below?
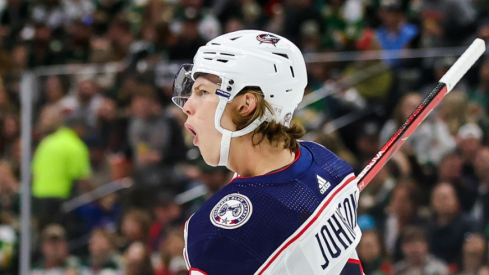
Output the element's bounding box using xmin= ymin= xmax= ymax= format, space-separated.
xmin=214 ymin=97 xmax=269 ymax=167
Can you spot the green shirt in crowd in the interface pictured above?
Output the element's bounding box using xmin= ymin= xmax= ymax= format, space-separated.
xmin=32 ymin=127 xmax=91 ymax=199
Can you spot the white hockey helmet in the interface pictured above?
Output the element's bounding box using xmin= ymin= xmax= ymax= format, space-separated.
xmin=172 ymin=30 xmax=308 ymax=166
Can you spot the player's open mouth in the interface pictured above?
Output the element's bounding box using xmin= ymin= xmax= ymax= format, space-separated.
xmin=185 ymin=124 xmax=197 ymax=136
xmin=185 ymin=124 xmax=198 ymax=145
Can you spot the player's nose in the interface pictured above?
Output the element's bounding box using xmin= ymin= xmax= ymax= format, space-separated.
xmin=183 ymin=99 xmax=194 ymax=116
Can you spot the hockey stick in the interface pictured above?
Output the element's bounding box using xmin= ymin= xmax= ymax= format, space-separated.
xmin=357 ymin=38 xmax=486 ymax=192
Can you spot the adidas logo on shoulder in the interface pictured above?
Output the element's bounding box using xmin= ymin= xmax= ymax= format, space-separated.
xmin=317 ymin=175 xmax=331 ymax=194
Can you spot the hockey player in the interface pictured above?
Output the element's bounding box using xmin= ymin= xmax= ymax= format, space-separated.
xmin=172 ymin=30 xmax=363 ymax=275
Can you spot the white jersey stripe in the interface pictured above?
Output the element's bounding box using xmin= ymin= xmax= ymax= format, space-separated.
xmin=184 ymin=215 xmax=192 ymax=269
xmin=256 ymin=173 xmax=356 ymax=274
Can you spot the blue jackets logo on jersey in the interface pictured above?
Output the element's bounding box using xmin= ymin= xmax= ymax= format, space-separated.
xmin=210 ymin=193 xmax=253 ymax=229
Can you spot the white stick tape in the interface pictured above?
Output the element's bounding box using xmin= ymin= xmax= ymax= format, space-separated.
xmin=440 ymin=38 xmax=486 ymax=92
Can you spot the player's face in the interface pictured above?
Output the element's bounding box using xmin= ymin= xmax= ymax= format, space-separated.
xmin=182 ymin=75 xmax=235 ymax=166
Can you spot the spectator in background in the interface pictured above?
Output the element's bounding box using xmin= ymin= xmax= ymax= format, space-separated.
xmin=355 ymin=121 xmax=382 ymax=172
xmin=428 ymin=182 xmax=480 ymax=266
xmin=31 ymin=224 xmax=82 ymax=274
xmin=107 ymin=17 xmax=134 ymax=62
xmin=28 ymin=23 xmax=59 ymax=67
xmin=34 ymin=75 xmax=69 ymax=141
xmin=456 ymin=233 xmax=488 ymax=275
xmin=341 ymin=29 xmax=394 ymax=103
xmin=480 ymin=266 xmax=489 ymax=275
xmin=85 ymin=130 xmax=113 ymax=187
xmin=394 ymin=225 xmax=449 ymax=275
xmin=7 ymin=43 xmax=28 ymax=79
xmin=170 ymin=0 xmax=221 ymax=42
xmin=437 ymin=152 xmax=477 ymax=213
xmin=0 ymin=211 xmax=17 ymax=275
xmin=435 ymin=153 xmax=461 ymax=184
xmin=120 ymin=208 xmax=152 ymax=250
xmin=156 ymin=228 xmax=187 ymax=275
xmin=469 ymin=59 xmax=489 ymax=116
xmin=198 ymin=161 xmax=231 ymax=199
xmin=263 ymin=2 xmax=284 ymax=37
xmin=62 ymin=0 xmax=95 ymax=24
xmin=471 ymin=147 xmax=489 ymax=234
xmin=168 ymin=15 xmax=206 ymax=61
xmin=177 ymin=158 xmax=232 ymax=217
xmin=122 ymin=241 xmax=154 ymax=275
xmin=375 ymin=0 xmax=419 ymax=68
xmin=31 ymin=0 xmax=67 ymax=32
xmin=136 ymin=0 xmax=170 ymax=30
xmin=63 ymin=19 xmax=93 ymax=64
xmin=0 ymin=160 xmax=19 ymax=221
xmin=358 ymin=164 xmax=396 ymax=226
xmin=0 ymin=78 xmax=17 ymax=121
xmin=95 ymin=95 xmax=129 ymax=155
xmin=148 ymin=194 xmax=182 ymax=253
xmin=124 ymin=20 xmax=172 ymax=93
xmin=380 ymin=92 xmax=456 ymax=167
xmin=38 ymin=75 xmax=69 ymax=115
xmin=81 ymin=227 xmax=122 ymax=274
xmin=91 ymin=0 xmax=126 ymax=30
xmin=2 ymin=43 xmax=27 ymax=103
xmin=89 ymin=31 xmax=113 ymax=64
xmin=477 ymin=19 xmax=489 ymax=52
xmin=74 ymin=193 xmax=121 ymax=234
xmin=59 ymin=77 xmax=103 ymax=129
xmin=318 ymin=0 xmax=365 ymax=51
xmin=0 ymin=30 xmax=9 ymax=76
xmin=282 ymin=0 xmax=323 ymax=49
xmin=1 ymin=113 xmax=20 ymax=161
xmin=4 ymin=136 xmax=20 ymax=180
xmin=437 ymin=91 xmax=472 ymax=137
xmin=384 ymin=178 xmax=425 ymax=262
xmin=298 ymin=15 xmax=323 ymax=53
xmin=128 ymin=87 xmax=186 ymax=208
xmin=357 ymin=229 xmax=393 ymax=275
xmin=34 ymin=101 xmax=65 ymax=143
xmin=115 ymin=76 xmax=143 ymax=110
xmin=92 ymin=96 xmax=132 ymax=182
xmin=0 ymin=0 xmax=30 ymax=49
xmin=416 ymin=0 xmax=477 ymax=48
xmin=456 ymin=123 xmax=484 ymax=182
xmin=32 ymin=115 xmax=92 ymax=229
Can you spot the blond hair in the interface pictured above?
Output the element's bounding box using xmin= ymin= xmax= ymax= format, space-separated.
xmin=232 ymin=88 xmax=305 ymax=153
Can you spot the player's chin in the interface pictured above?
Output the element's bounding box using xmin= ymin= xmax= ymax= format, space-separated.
xmin=200 ymin=148 xmax=220 ymax=167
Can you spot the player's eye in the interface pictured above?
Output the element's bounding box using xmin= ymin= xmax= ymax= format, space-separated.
xmin=191 ymin=90 xmax=204 ymax=97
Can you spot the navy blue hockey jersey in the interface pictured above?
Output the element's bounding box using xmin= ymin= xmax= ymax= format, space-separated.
xmin=184 ymin=141 xmax=363 ymax=275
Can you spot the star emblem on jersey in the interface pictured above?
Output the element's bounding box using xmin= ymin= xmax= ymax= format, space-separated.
xmin=210 ymin=193 xmax=253 ymax=229
xmin=256 ymin=33 xmax=280 ymax=46
xmin=317 ymin=175 xmax=331 ymax=194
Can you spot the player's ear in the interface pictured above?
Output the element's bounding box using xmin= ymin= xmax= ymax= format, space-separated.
xmin=236 ymin=92 xmax=257 ymax=116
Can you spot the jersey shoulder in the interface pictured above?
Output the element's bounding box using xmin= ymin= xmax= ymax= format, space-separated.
xmin=184 ymin=141 xmax=357 ymax=274
xmin=299 ymin=141 xmax=354 ymax=184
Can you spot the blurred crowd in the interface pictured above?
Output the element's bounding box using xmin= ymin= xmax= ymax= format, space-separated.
xmin=1 ymin=0 xmax=489 ymax=274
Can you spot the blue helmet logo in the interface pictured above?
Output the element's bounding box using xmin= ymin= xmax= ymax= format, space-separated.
xmin=256 ymin=33 xmax=280 ymax=46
